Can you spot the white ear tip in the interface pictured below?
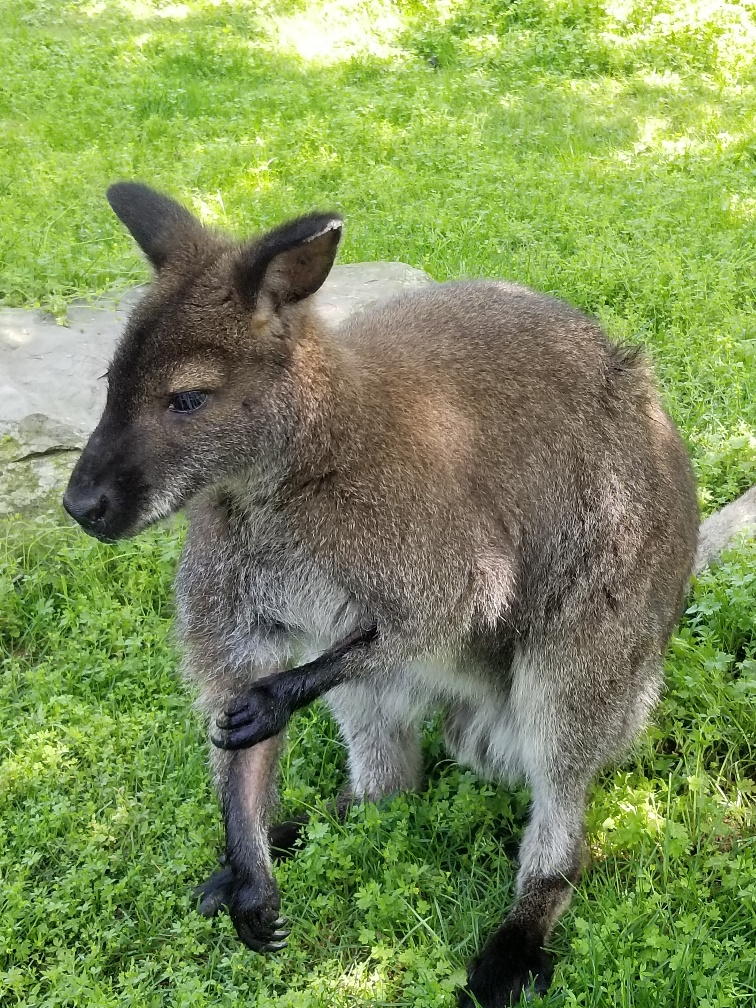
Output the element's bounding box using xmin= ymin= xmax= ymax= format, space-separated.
xmin=307 ymin=219 xmax=342 ymax=242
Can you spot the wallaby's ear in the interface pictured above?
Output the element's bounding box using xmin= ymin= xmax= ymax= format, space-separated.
xmin=106 ymin=182 xmax=206 ymax=271
xmin=235 ymin=212 xmax=342 ymax=310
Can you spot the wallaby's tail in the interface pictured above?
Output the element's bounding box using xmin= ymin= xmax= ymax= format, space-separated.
xmin=695 ymin=486 xmax=756 ymax=574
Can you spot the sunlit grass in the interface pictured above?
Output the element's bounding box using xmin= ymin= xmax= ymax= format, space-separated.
xmin=2 ymin=1 xmax=756 ymax=1005
xmin=270 ymin=0 xmax=405 ymax=63
xmin=1 ymin=520 xmax=755 ymax=1006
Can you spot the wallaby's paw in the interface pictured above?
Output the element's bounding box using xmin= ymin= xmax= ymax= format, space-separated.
xmin=212 ymin=680 xmax=290 ymax=750
xmin=229 ymin=877 xmax=290 ymax=953
xmin=194 ymin=856 xmax=293 ymax=948
xmin=193 ymin=864 xmax=234 ymax=917
xmin=458 ymin=921 xmax=553 ymax=1006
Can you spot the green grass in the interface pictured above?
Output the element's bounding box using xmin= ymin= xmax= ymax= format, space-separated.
xmin=2 ymin=0 xmax=756 ymax=1005
xmin=2 ymin=525 xmax=756 ymax=1006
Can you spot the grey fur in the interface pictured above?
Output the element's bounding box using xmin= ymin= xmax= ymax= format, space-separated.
xmin=696 ymin=486 xmax=756 ymax=572
xmin=63 ymin=184 xmax=750 ymax=1005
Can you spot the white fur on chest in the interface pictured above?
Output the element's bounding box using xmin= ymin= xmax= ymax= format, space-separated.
xmin=178 ymin=498 xmax=361 ymax=679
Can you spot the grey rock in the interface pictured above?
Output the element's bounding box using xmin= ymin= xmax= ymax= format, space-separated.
xmin=0 ymin=414 xmax=86 ymax=518
xmin=0 ymin=262 xmax=434 ymax=516
xmin=312 ymin=262 xmax=432 ymax=328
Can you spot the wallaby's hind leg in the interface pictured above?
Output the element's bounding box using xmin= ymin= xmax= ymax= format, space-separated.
xmin=326 ymin=676 xmax=426 ymax=803
xmin=459 ymin=640 xmax=661 ymax=1006
xmin=460 ymin=774 xmax=587 ymax=1004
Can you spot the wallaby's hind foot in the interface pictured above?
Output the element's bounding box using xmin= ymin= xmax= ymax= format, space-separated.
xmin=269 ymin=816 xmax=308 ymax=858
xmin=227 ymin=876 xmax=289 ymax=952
xmin=459 ymin=919 xmax=554 ymax=1006
xmin=194 ymin=864 xmax=233 ymax=918
xmin=459 ymin=871 xmax=580 ymax=1006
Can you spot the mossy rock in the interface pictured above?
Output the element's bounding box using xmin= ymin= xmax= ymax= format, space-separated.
xmin=0 ymin=415 xmax=82 ymax=518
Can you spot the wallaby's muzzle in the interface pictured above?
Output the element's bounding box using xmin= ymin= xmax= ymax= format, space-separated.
xmin=62 ymin=485 xmax=110 ymax=535
xmin=64 ymin=419 xmax=150 ymax=541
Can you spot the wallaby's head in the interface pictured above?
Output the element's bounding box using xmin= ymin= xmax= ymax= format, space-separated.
xmin=63 ymin=182 xmax=342 ymax=541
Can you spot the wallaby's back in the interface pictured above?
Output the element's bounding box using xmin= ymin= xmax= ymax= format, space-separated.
xmin=324 ymin=279 xmax=699 ymax=643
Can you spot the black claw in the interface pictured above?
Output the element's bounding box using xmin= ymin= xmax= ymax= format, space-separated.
xmin=261 ymin=939 xmax=288 ymax=952
xmin=236 ymin=923 xmax=288 ymax=953
xmin=245 ymin=936 xmax=288 ymax=953
xmin=244 ymin=936 xmax=272 ymax=953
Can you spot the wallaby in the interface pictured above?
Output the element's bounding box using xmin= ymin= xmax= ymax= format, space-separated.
xmin=63 ymin=182 xmax=756 ymax=1006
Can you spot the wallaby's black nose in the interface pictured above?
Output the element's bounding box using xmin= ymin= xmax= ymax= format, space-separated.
xmin=63 ymin=490 xmax=110 ymax=529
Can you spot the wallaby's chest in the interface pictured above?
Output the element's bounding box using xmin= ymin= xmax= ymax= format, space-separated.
xmin=176 ymin=497 xmax=360 ymax=675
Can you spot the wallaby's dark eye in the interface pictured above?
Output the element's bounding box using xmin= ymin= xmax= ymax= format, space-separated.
xmin=169 ymin=391 xmax=208 ymax=413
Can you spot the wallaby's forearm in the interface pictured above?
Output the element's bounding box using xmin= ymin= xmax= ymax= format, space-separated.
xmin=211 ymin=624 xmax=378 ymax=751
xmin=211 ymin=738 xmax=290 ymax=951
